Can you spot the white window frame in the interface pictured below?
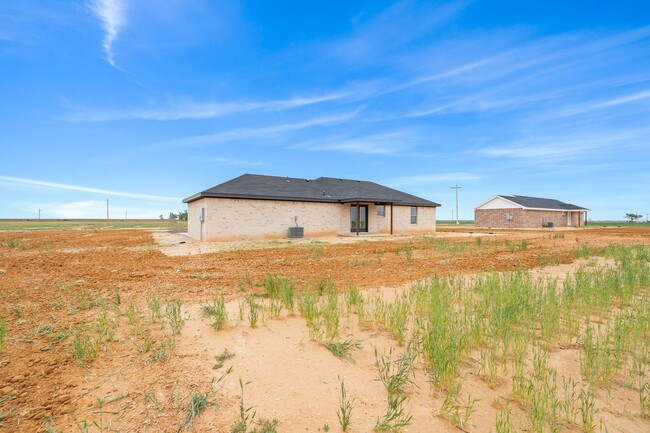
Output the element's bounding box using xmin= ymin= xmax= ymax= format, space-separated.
xmin=410 ymin=206 xmax=417 ymax=224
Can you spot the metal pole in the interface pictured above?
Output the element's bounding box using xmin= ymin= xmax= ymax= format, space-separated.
xmin=38 ymin=208 xmax=41 ymax=220
xmin=390 ymin=203 xmax=393 ymax=235
xmin=451 ymin=185 xmax=461 ymax=225
xmin=106 ymin=199 xmax=109 ymax=220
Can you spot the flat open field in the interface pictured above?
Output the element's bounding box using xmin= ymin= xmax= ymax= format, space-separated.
xmin=0 ymin=219 xmax=187 ymax=231
xmin=0 ymin=227 xmax=649 ymax=432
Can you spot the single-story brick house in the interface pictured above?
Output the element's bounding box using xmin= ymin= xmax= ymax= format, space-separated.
xmin=183 ymin=174 xmax=440 ymax=241
xmin=474 ymin=195 xmax=588 ymax=228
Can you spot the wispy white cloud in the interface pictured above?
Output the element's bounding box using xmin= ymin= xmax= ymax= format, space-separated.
xmin=595 ymin=89 xmax=650 ymax=108
xmin=201 ymin=156 xmax=268 ymax=167
xmin=378 ymin=26 xmax=650 ymax=119
xmin=544 ymin=89 xmax=650 ymax=119
xmin=89 ymin=0 xmax=127 ymax=67
xmin=386 ymin=58 xmax=497 ymax=95
xmin=483 ymin=144 xmax=582 ymax=159
xmin=388 ymin=172 xmax=481 ymax=188
xmin=292 ymin=130 xmax=418 ymax=155
xmin=155 ymin=109 xmax=362 ymax=147
xmin=0 ymin=2 xmax=76 ymax=44
xmin=324 ymin=0 xmax=470 ymax=64
xmin=306 ymin=141 xmax=397 ymax=155
xmin=480 ymin=129 xmax=650 ymax=161
xmin=406 ymin=91 xmax=563 ymax=118
xmin=64 ymin=92 xmax=349 ymax=122
xmin=0 ymin=176 xmax=179 ymax=201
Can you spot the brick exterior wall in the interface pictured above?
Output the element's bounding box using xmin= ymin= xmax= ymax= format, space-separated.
xmin=475 ymin=208 xmax=585 ymax=228
xmin=374 ymin=204 xmax=437 ymax=235
xmin=187 ymin=198 xmax=437 ymax=241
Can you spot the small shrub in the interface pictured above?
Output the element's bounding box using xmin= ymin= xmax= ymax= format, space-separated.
xmin=252 ymin=418 xmax=279 ymax=433
xmin=640 ymin=382 xmax=650 ymax=417
xmin=374 ymin=345 xmax=416 ymax=396
xmin=0 ymin=316 xmax=7 ymax=352
xmin=375 ymin=393 xmax=413 ymax=431
xmin=323 ymin=289 xmax=340 ymax=339
xmin=246 ymin=296 xmax=261 ymax=328
xmin=165 ymin=299 xmax=185 ymax=335
xmin=337 ymin=377 xmax=354 ymax=432
xmin=213 ymin=348 xmax=235 ymax=370
xmin=579 ymin=388 xmax=597 ymax=433
xmin=148 ymin=295 xmax=161 ymax=321
xmin=178 ymin=387 xmax=213 ymax=432
xmin=322 ymin=339 xmax=362 ymax=362
xmin=151 ymin=336 xmax=175 ymax=362
xmin=439 ymin=382 xmax=477 ymax=429
xmin=403 ymin=244 xmax=413 ymax=262
xmin=71 ymin=333 xmax=100 ymax=366
xmin=231 ymin=379 xmax=256 ymax=433
xmin=495 ymin=408 xmax=515 ymax=433
xmin=5 ymin=239 xmax=19 ymax=248
xmin=202 ymin=296 xmax=228 ymax=331
xmin=308 ymin=245 xmax=324 ymax=259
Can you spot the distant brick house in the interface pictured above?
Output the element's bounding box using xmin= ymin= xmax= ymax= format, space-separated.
xmin=183 ymin=174 xmax=440 ymax=241
xmin=474 ymin=195 xmax=588 ymax=228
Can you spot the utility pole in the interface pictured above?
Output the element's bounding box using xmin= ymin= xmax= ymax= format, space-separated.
xmin=451 ymin=185 xmax=461 ymax=225
xmin=38 ymin=208 xmax=41 ymax=220
xmin=125 ymin=210 xmax=127 ymax=220
xmin=106 ymin=199 xmax=109 ymax=220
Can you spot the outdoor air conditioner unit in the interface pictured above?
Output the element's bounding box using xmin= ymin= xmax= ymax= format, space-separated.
xmin=288 ymin=226 xmax=304 ymax=238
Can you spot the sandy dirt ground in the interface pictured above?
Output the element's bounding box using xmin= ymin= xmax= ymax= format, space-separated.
xmin=0 ymin=227 xmax=649 ymax=432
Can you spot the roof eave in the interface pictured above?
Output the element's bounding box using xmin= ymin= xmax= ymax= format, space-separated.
xmin=339 ymin=197 xmax=403 ymax=204
xmin=474 ymin=195 xmax=523 ymax=210
xmin=188 ymin=192 xmax=341 ymax=203
xmin=520 ymin=206 xmax=590 ymax=212
xmin=185 ymin=193 xmax=440 ymax=207
xmin=182 ymin=193 xmax=203 ymax=203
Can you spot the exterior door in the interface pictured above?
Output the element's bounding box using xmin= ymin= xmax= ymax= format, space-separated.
xmin=567 ymin=212 xmax=572 ymax=226
xmin=350 ymin=205 xmax=368 ymax=232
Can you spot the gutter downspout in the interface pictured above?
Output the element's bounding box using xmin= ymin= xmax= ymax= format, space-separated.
xmin=390 ymin=203 xmax=394 ymax=235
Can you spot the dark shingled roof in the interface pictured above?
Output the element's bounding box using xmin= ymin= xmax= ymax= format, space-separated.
xmin=183 ymin=174 xmax=440 ymax=207
xmin=499 ymin=195 xmax=588 ymax=211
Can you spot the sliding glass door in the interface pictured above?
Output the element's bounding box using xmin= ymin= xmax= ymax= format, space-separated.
xmin=350 ymin=205 xmax=368 ymax=232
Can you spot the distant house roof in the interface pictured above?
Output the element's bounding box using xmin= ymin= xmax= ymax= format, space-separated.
xmin=183 ymin=174 xmax=440 ymax=207
xmin=477 ymin=195 xmax=589 ymax=211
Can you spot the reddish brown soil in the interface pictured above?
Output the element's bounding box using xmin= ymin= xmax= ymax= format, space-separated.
xmin=0 ymin=227 xmax=648 ymax=432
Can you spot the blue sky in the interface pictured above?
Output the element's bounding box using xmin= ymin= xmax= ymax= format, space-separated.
xmin=1 ymin=0 xmax=649 ymax=220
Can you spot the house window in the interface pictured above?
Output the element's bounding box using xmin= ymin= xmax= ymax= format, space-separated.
xmin=410 ymin=207 xmax=417 ymax=224
xmin=376 ymin=205 xmax=385 ymax=217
